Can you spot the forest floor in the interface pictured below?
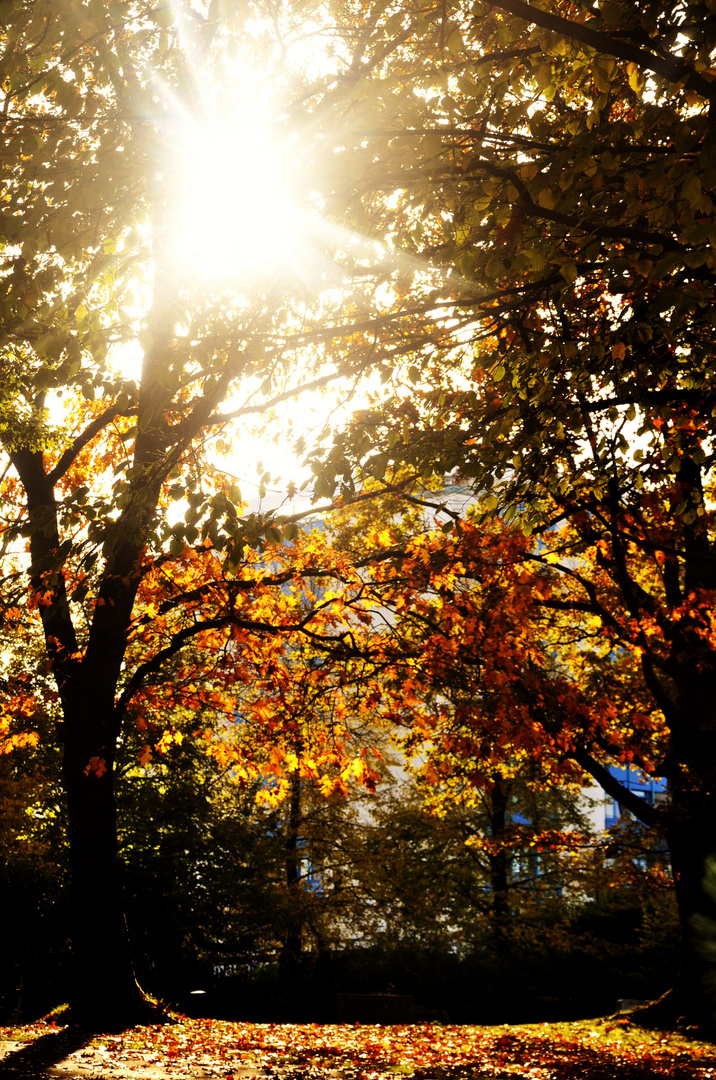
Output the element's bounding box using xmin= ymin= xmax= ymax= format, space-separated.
xmin=0 ymin=1014 xmax=715 ymax=1080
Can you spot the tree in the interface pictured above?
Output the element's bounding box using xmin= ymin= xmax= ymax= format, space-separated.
xmin=308 ymin=0 xmax=716 ymax=1024
xmin=0 ymin=0 xmax=405 ymax=1024
xmin=323 ymin=483 xmax=680 ymax=1013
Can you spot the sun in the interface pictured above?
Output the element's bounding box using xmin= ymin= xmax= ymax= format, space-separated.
xmin=151 ymin=20 xmax=368 ymax=294
xmin=172 ymin=110 xmax=302 ymax=281
xmin=156 ymin=41 xmax=312 ymax=288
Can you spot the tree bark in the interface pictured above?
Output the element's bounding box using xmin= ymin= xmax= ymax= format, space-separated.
xmin=662 ymin=665 xmax=716 ymax=1029
xmin=63 ymin=735 xmax=143 ymax=1024
xmin=60 ymin=665 xmax=148 ymax=1026
xmin=487 ymin=780 xmax=511 ymax=955
xmin=280 ymin=772 xmax=304 ymax=993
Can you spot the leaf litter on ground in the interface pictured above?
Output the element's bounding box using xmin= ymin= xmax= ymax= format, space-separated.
xmin=1 ymin=1015 xmax=715 ymax=1079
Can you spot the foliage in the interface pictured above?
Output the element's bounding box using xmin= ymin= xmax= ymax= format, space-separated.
xmin=341 ymin=775 xmax=588 ymax=950
xmin=328 ymin=497 xmax=655 ymax=816
xmin=117 ymin=740 xmax=279 ymax=1001
xmin=0 ymin=695 xmax=69 ymax=1021
xmin=301 ymin=0 xmax=716 ymax=1020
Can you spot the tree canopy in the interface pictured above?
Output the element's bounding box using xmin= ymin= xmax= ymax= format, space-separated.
xmin=304 ymin=0 xmax=716 ymax=1024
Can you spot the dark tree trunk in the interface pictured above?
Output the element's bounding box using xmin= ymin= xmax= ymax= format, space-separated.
xmin=8 ymin=246 xmax=220 ymax=1025
xmin=64 ymin=752 xmax=143 ymax=1024
xmin=662 ymin=666 xmax=716 ymax=1029
xmin=280 ymin=772 xmax=304 ymax=993
xmin=9 ymin=445 xmax=150 ymax=1025
xmin=488 ymin=780 xmax=511 ymax=955
xmin=61 ymin=678 xmax=145 ymax=1026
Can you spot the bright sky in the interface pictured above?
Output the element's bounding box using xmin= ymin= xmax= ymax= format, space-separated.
xmin=130 ymin=18 xmax=370 ymax=512
xmin=101 ymin=4 xmax=452 ymax=518
xmin=96 ymin=11 xmax=336 ymax=512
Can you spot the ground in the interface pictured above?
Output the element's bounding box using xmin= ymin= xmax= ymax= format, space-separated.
xmin=0 ymin=1016 xmax=715 ymax=1080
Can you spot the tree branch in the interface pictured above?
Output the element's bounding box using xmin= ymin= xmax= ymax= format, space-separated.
xmin=581 ymin=388 xmax=709 ymax=413
xmin=208 ymin=371 xmax=344 ymax=424
xmin=465 ymin=156 xmax=683 ymax=251
xmin=47 ymin=402 xmax=133 ymax=485
xmin=489 ymin=0 xmax=716 ymax=101
xmin=574 ymin=746 xmax=659 ymax=827
xmin=9 ymin=448 xmax=78 ymax=662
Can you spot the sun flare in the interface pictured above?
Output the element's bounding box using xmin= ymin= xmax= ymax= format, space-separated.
xmin=170 ymin=109 xmax=302 ymax=282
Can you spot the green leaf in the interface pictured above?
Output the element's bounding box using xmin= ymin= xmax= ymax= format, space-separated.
xmin=534 ymin=64 xmax=552 ymax=92
xmin=681 ymin=174 xmax=702 ymax=208
xmin=560 ymin=260 xmax=578 ymax=284
xmin=592 ymin=66 xmax=611 ymax=94
xmin=265 ymin=526 xmax=283 ymax=546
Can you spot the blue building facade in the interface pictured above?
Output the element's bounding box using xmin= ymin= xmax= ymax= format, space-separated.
xmin=603 ymin=766 xmax=667 ymax=830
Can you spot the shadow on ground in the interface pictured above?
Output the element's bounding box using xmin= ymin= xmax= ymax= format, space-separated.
xmin=0 ymin=1027 xmax=96 ymax=1078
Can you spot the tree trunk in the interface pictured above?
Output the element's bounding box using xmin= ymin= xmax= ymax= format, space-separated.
xmin=279 ymin=772 xmax=304 ymax=996
xmin=488 ymin=780 xmax=511 ymax=955
xmin=662 ymin=667 xmax=716 ymax=1030
xmin=62 ymin=694 xmax=145 ymax=1026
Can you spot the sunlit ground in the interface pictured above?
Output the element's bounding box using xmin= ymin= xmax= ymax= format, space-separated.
xmin=0 ymin=1014 xmax=714 ymax=1078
